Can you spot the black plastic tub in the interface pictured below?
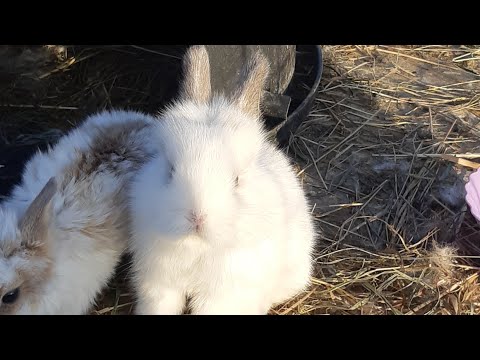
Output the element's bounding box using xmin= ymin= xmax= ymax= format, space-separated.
xmin=0 ymin=45 xmax=323 ymax=197
xmin=269 ymin=45 xmax=323 ymax=146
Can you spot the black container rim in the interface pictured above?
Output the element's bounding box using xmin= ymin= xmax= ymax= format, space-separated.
xmin=275 ymin=45 xmax=323 ymax=147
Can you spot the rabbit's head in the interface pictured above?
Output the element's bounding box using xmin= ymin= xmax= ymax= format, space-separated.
xmin=131 ymin=46 xmax=272 ymax=246
xmin=0 ymin=178 xmax=56 ymax=315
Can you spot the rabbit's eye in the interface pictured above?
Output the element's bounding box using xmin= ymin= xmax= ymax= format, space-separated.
xmin=169 ymin=166 xmax=175 ymax=178
xmin=2 ymin=287 xmax=19 ymax=304
xmin=234 ymin=176 xmax=239 ymax=187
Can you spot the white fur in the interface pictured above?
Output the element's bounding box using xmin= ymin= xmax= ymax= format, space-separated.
xmin=129 ymin=98 xmax=317 ymax=315
xmin=0 ymin=109 xmax=160 ymax=314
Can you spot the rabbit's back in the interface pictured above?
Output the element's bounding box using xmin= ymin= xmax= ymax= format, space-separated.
xmin=3 ymin=110 xmax=159 ymax=215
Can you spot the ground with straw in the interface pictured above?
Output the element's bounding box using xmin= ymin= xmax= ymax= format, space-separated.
xmin=1 ymin=45 xmax=480 ymax=315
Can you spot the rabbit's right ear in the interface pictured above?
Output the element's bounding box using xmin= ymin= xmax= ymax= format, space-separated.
xmin=19 ymin=177 xmax=57 ymax=251
xmin=178 ymin=45 xmax=212 ymax=104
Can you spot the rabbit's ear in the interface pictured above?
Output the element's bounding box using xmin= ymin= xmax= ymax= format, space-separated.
xmin=19 ymin=177 xmax=56 ymax=250
xmin=232 ymin=51 xmax=270 ymax=118
xmin=178 ymin=45 xmax=212 ymax=104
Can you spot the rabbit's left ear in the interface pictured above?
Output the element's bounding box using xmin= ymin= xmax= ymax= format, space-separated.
xmin=19 ymin=177 xmax=57 ymax=250
xmin=178 ymin=45 xmax=212 ymax=104
xmin=232 ymin=51 xmax=270 ymax=118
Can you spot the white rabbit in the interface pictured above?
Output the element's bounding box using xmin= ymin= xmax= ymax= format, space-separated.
xmin=129 ymin=45 xmax=317 ymax=315
xmin=0 ymin=109 xmax=160 ymax=314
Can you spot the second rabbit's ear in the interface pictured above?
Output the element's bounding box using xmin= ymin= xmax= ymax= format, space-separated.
xmin=19 ymin=177 xmax=56 ymax=251
xmin=178 ymin=45 xmax=212 ymax=104
xmin=232 ymin=51 xmax=270 ymax=118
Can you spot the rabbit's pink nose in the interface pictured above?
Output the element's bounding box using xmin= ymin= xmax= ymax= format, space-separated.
xmin=190 ymin=212 xmax=205 ymax=232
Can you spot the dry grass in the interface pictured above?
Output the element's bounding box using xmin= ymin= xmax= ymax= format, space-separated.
xmin=2 ymin=45 xmax=480 ymax=315
xmin=272 ymin=45 xmax=480 ymax=315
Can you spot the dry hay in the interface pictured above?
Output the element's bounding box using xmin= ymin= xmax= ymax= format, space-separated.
xmin=2 ymin=45 xmax=480 ymax=315
xmin=272 ymin=45 xmax=480 ymax=315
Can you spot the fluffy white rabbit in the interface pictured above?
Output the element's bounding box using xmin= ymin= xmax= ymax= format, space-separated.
xmin=129 ymin=45 xmax=317 ymax=315
xmin=0 ymin=110 xmax=160 ymax=314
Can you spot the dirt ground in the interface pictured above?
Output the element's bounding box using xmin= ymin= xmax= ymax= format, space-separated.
xmin=1 ymin=45 xmax=480 ymax=315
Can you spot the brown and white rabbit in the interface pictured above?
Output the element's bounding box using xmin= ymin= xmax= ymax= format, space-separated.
xmin=0 ymin=110 xmax=160 ymax=314
xmin=128 ymin=46 xmax=317 ymax=315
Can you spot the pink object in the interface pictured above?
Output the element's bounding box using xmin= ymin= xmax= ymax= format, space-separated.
xmin=465 ymin=169 xmax=480 ymax=221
